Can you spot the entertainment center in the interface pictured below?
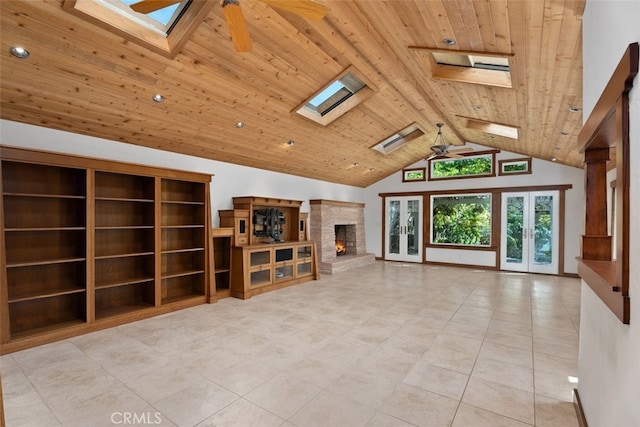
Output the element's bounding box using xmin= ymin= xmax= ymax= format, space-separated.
xmin=219 ymin=196 xmax=318 ymax=299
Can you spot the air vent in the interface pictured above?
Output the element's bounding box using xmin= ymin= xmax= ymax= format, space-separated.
xmin=372 ymin=124 xmax=424 ymax=155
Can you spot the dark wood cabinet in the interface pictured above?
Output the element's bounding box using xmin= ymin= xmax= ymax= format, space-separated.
xmin=0 ymin=147 xmax=212 ymax=354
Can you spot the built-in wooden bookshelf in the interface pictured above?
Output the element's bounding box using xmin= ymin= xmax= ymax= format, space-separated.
xmin=212 ymin=227 xmax=233 ymax=299
xmin=0 ymin=146 xmax=212 ymax=354
xmin=2 ymin=161 xmax=88 ymax=339
xmin=94 ymin=171 xmax=155 ymax=320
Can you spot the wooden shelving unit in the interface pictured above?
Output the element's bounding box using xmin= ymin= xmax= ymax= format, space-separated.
xmin=212 ymin=227 xmax=233 ymax=299
xmin=2 ymin=161 xmax=88 ymax=339
xmin=94 ymin=171 xmax=155 ymax=320
xmin=0 ymin=146 xmax=212 ymax=354
xmin=160 ymin=179 xmax=207 ymax=305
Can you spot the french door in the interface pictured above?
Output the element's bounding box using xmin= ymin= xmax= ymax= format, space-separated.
xmin=500 ymin=191 xmax=559 ymax=274
xmin=385 ymin=196 xmax=422 ymax=262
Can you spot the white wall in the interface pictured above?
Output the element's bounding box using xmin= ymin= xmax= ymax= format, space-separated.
xmin=362 ymin=142 xmax=585 ymax=273
xmin=579 ymin=1 xmax=640 ymax=426
xmin=0 ymin=120 xmax=365 ymax=228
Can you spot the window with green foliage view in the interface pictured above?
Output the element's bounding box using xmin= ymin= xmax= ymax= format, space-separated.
xmin=430 ymin=154 xmax=493 ymax=179
xmin=431 ymin=194 xmax=492 ymax=246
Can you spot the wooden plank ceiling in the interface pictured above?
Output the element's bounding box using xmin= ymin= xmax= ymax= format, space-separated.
xmin=0 ymin=0 xmax=585 ymax=187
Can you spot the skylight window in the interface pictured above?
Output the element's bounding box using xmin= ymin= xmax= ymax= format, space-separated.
xmin=409 ymin=47 xmax=516 ymax=89
xmin=460 ymin=116 xmax=520 ymax=139
xmin=432 ymin=52 xmax=510 ymax=72
xmin=63 ymin=0 xmax=212 ymax=58
xmin=116 ymin=0 xmax=189 ymax=34
xmin=294 ymin=67 xmax=375 ymax=126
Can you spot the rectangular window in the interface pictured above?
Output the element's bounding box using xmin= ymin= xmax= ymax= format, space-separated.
xmin=499 ymin=158 xmax=532 ymax=176
xmin=402 ymin=167 xmax=426 ymax=182
xmin=429 ymin=153 xmax=494 ymax=180
xmin=430 ymin=193 xmax=492 ymax=247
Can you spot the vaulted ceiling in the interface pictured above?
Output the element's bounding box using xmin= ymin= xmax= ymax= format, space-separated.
xmin=0 ymin=0 xmax=585 ymax=187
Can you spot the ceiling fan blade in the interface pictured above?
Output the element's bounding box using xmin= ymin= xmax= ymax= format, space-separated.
xmin=129 ymin=0 xmax=181 ymax=14
xmin=444 ymin=153 xmax=464 ymax=159
xmin=222 ymin=0 xmax=253 ymax=52
xmin=425 ymin=153 xmax=439 ymax=161
xmin=260 ymin=0 xmax=326 ymax=21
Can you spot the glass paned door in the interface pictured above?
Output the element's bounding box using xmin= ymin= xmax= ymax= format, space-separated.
xmin=385 ymin=196 xmax=422 ymax=262
xmin=406 ymin=199 xmax=420 ymax=256
xmin=501 ymin=191 xmax=559 ymax=274
xmin=387 ymin=199 xmax=401 ymax=257
xmin=503 ymin=195 xmax=527 ymax=270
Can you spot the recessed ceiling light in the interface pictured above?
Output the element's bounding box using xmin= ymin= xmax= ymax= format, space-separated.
xmin=235 ymin=121 xmax=245 ymax=128
xmin=569 ymin=106 xmax=581 ymax=112
xmin=473 ymin=105 xmax=483 ymax=110
xmin=152 ymin=94 xmax=165 ymax=102
xmin=9 ymin=46 xmax=30 ymax=59
xmin=353 ymin=162 xmax=359 ymax=167
xmin=560 ymin=131 xmax=569 ymax=135
xmin=442 ymin=38 xmax=456 ymax=46
xmin=287 ymin=139 xmax=295 ymax=146
xmin=551 ymin=157 xmax=557 ymax=162
xmin=369 ymin=168 xmax=375 ymax=172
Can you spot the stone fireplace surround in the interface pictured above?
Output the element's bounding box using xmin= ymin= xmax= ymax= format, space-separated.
xmin=309 ymin=199 xmax=376 ymax=274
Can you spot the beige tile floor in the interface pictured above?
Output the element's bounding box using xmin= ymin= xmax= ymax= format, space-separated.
xmin=1 ymin=262 xmax=581 ymax=427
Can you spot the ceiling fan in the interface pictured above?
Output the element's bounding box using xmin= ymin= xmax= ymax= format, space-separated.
xmin=129 ymin=0 xmax=326 ymax=52
xmin=425 ymin=123 xmax=474 ymax=161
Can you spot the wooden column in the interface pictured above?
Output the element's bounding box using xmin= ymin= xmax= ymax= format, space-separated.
xmin=581 ymin=147 xmax=612 ymax=260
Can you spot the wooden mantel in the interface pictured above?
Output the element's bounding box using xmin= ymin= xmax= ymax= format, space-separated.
xmin=309 ymin=199 xmax=365 ymax=208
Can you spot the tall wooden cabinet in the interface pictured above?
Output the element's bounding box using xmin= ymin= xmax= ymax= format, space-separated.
xmin=0 ymin=147 xmax=212 ymax=354
xmin=211 ymin=227 xmax=233 ymax=300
